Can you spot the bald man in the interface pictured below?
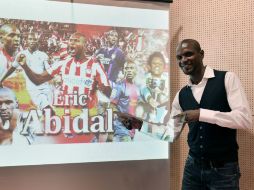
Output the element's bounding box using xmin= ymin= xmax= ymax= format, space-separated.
xmin=0 ymin=24 xmax=21 ymax=77
xmin=166 ymin=39 xmax=252 ymax=190
xmin=0 ymin=87 xmax=28 ymax=145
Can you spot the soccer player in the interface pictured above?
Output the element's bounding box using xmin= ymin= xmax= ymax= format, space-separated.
xmin=110 ymin=60 xmax=140 ymax=141
xmin=96 ymin=30 xmax=126 ymax=85
xmin=0 ymin=24 xmax=21 ymax=77
xmin=0 ymin=32 xmax=53 ymax=111
xmin=167 ymin=39 xmax=252 ymax=190
xmin=141 ymin=51 xmax=169 ymax=123
xmin=0 ymin=87 xmax=29 ymax=145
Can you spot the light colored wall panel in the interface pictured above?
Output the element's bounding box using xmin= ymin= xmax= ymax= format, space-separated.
xmin=170 ymin=0 xmax=254 ymax=189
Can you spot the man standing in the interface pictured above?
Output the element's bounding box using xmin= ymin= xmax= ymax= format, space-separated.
xmin=168 ymin=39 xmax=252 ymax=189
xmin=1 ymin=32 xmax=53 ymax=111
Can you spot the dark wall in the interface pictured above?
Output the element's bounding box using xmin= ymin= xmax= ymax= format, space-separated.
xmin=0 ymin=160 xmax=169 ymax=190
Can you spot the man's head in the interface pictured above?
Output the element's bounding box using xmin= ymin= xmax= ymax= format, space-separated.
xmin=124 ymin=60 xmax=137 ymax=82
xmin=147 ymin=52 xmax=166 ymax=77
xmin=68 ymin=32 xmax=86 ymax=59
xmin=0 ymin=87 xmax=17 ymax=122
xmin=176 ymin=39 xmax=204 ymax=76
xmin=0 ymin=24 xmax=21 ymax=56
xmin=27 ymin=32 xmax=39 ymax=52
xmin=107 ymin=30 xmax=118 ymax=47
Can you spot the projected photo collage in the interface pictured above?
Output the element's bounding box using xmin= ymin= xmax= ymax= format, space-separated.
xmin=0 ymin=18 xmax=169 ymax=145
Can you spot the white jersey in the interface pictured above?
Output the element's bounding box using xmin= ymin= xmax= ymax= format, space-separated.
xmin=12 ymin=50 xmax=53 ymax=110
xmin=13 ymin=49 xmax=51 ymax=90
xmin=143 ymin=72 xmax=169 ymax=101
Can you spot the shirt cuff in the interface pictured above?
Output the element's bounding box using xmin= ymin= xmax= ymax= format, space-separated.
xmin=199 ymin=108 xmax=217 ymax=124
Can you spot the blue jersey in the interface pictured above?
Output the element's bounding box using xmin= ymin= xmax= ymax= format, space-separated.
xmin=110 ymin=80 xmax=140 ymax=137
xmin=96 ymin=46 xmax=125 ymax=82
xmin=111 ymin=80 xmax=140 ymax=114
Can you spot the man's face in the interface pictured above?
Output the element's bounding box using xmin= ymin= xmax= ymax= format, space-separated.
xmin=2 ymin=27 xmax=21 ymax=54
xmin=27 ymin=33 xmax=38 ymax=51
xmin=176 ymin=42 xmax=204 ymax=76
xmin=124 ymin=63 xmax=136 ymax=81
xmin=150 ymin=57 xmax=165 ymax=77
xmin=108 ymin=31 xmax=118 ymax=46
xmin=68 ymin=34 xmax=86 ymax=58
xmin=0 ymin=94 xmax=16 ymax=122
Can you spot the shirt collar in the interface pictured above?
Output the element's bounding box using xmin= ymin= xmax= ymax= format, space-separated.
xmin=187 ymin=66 xmax=215 ymax=86
xmin=27 ymin=49 xmax=38 ymax=54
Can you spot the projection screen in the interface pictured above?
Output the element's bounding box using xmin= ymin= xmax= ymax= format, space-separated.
xmin=0 ymin=0 xmax=170 ymax=166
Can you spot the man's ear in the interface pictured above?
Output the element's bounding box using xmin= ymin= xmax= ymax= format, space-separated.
xmin=200 ymin=50 xmax=204 ymax=58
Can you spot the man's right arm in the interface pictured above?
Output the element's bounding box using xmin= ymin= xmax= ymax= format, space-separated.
xmin=164 ymin=91 xmax=186 ymax=141
xmin=17 ymin=54 xmax=53 ymax=85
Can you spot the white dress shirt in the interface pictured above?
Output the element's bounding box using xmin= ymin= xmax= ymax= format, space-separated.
xmin=170 ymin=66 xmax=252 ymax=131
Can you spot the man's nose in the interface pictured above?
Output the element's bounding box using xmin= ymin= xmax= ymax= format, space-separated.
xmin=181 ymin=56 xmax=188 ymax=62
xmin=69 ymin=40 xmax=75 ymax=45
xmin=180 ymin=56 xmax=189 ymax=65
xmin=13 ymin=35 xmax=20 ymax=41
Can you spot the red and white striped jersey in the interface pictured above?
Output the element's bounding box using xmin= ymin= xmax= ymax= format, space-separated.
xmin=47 ymin=56 xmax=110 ymax=108
xmin=0 ymin=48 xmax=14 ymax=77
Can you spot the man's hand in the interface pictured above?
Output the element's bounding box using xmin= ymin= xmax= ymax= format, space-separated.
xmin=148 ymin=97 xmax=159 ymax=108
xmin=114 ymin=111 xmax=143 ymax=130
xmin=173 ymin=109 xmax=200 ymax=123
xmin=16 ymin=54 xmax=27 ymax=66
